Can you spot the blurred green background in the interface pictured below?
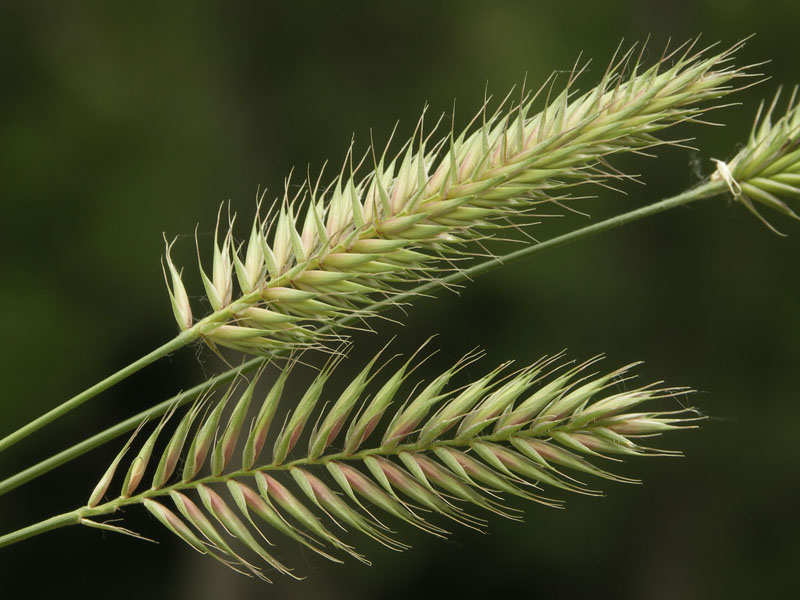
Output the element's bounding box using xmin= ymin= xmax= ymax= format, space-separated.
xmin=1 ymin=1 xmax=799 ymax=598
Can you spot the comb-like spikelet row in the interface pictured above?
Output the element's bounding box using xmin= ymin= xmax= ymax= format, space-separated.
xmin=82 ymin=347 xmax=698 ymax=579
xmin=163 ymin=40 xmax=751 ymax=355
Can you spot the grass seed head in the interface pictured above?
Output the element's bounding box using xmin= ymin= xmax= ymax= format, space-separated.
xmin=89 ymin=347 xmax=699 ymax=579
xmin=163 ymin=40 xmax=752 ymax=355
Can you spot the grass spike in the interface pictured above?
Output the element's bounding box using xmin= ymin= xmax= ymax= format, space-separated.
xmin=81 ymin=346 xmax=700 ymax=580
xmin=158 ymin=41 xmax=751 ymax=355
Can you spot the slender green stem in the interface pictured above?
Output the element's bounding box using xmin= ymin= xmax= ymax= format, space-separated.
xmin=0 ymin=288 xmax=265 ymax=457
xmin=0 ymin=370 xmax=247 ymax=496
xmin=0 ymin=328 xmax=201 ymax=454
xmin=356 ymin=180 xmax=725 ymax=310
xmin=0 ymin=510 xmax=82 ymax=548
xmin=0 ymin=179 xmax=724 ymax=497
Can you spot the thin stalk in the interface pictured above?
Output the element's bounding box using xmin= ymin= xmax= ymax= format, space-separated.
xmin=0 ymin=179 xmax=724 ymax=496
xmin=0 ymin=510 xmax=83 ymax=548
xmin=0 ymin=372 xmax=245 ymax=496
xmin=412 ymin=180 xmax=725 ymax=287
xmin=0 ymin=291 xmax=264 ymax=455
xmin=336 ymin=180 xmax=724 ymax=326
xmin=0 ymin=329 xmax=200 ymax=454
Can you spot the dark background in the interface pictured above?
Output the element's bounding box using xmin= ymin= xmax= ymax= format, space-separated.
xmin=1 ymin=1 xmax=799 ymax=598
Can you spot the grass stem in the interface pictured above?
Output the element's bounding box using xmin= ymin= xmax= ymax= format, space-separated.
xmin=0 ymin=510 xmax=82 ymax=549
xmin=0 ymin=329 xmax=200 ymax=454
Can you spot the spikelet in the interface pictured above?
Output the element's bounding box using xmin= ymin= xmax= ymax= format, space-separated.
xmin=83 ymin=346 xmax=698 ymax=579
xmin=163 ymin=39 xmax=752 ymax=355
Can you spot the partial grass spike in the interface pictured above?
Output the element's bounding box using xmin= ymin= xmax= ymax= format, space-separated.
xmin=714 ymin=86 xmax=800 ymax=234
